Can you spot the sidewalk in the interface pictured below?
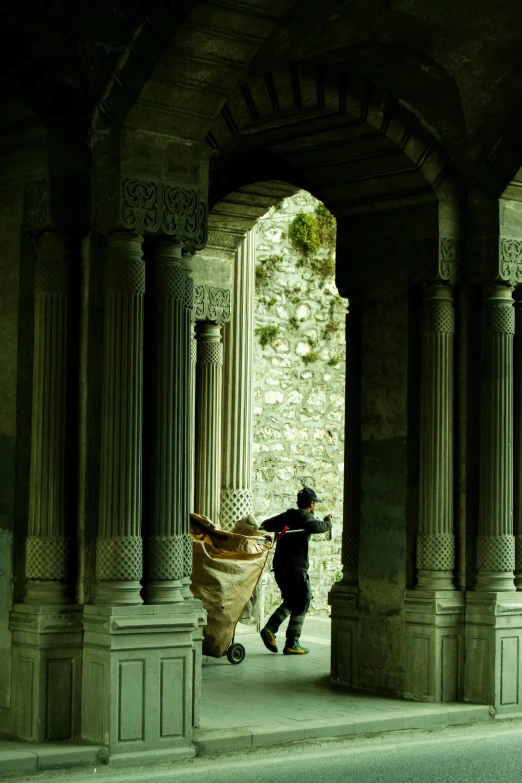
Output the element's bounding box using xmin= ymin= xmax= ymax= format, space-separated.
xmin=0 ymin=616 xmax=491 ymax=775
xmin=194 ymin=615 xmax=491 ymax=754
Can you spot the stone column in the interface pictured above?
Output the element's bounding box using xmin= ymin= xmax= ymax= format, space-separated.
xmin=416 ymin=284 xmax=455 ymax=590
xmin=476 ymin=284 xmax=516 ymax=592
xmin=143 ymin=241 xmax=192 ymax=604
xmin=25 ymin=232 xmax=71 ymax=604
xmin=10 ymin=231 xmax=83 ymax=743
xmin=189 ymin=321 xmax=197 ymax=512
xmin=220 ymin=232 xmax=255 ymax=530
xmin=514 ymin=287 xmax=522 ymax=589
xmin=95 ymin=232 xmax=145 ymax=606
xmin=329 ymin=299 xmax=360 ymax=686
xmin=338 ymin=302 xmax=361 ymax=586
xmin=194 ymin=322 xmax=223 ymax=524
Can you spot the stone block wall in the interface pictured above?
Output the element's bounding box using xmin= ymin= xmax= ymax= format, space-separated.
xmin=252 ymin=191 xmax=346 ymax=616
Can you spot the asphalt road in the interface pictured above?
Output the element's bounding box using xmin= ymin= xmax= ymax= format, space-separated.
xmin=16 ymin=721 xmax=522 ymax=783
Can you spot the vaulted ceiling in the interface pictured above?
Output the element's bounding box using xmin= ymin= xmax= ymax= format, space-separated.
xmin=2 ymin=0 xmax=522 ymax=202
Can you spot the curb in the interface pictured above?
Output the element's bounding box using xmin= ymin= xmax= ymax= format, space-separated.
xmin=193 ymin=705 xmax=491 ymax=756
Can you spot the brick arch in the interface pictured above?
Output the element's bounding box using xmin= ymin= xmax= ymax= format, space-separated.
xmin=206 ymin=64 xmax=462 ymax=219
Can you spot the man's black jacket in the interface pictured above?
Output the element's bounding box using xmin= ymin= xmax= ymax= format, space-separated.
xmin=260 ymin=508 xmax=332 ymax=573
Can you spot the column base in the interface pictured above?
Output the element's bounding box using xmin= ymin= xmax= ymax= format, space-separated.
xmin=82 ymin=603 xmax=202 ymax=755
xmin=465 ymin=591 xmax=522 ymax=713
xmin=95 ymin=581 xmax=143 ymax=606
xmin=24 ymin=580 xmax=72 ymax=605
xmin=10 ymin=603 xmax=83 ymax=741
xmin=181 ymin=576 xmax=193 ymax=600
xmin=475 ymin=572 xmax=516 ymax=592
xmin=328 ymin=584 xmax=359 ymax=687
xmin=416 ymin=570 xmax=455 ymax=591
xmin=404 ymin=590 xmax=465 ymax=702
xmin=142 ymin=580 xmax=184 ymax=605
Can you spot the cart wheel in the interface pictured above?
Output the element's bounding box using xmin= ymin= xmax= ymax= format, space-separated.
xmin=227 ymin=643 xmax=246 ymax=664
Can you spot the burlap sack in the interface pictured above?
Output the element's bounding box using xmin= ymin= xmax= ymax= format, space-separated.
xmin=190 ymin=514 xmax=273 ymax=658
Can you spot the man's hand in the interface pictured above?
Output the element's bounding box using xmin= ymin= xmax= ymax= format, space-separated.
xmin=323 ymin=514 xmax=333 ymax=523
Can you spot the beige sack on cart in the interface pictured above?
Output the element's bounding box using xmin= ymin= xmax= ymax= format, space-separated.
xmin=190 ymin=514 xmax=273 ymax=658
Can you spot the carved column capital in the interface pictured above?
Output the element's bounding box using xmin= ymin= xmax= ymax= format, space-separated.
xmin=192 ymin=285 xmax=231 ymax=324
xmin=470 ymin=236 xmax=522 ymax=286
xmin=22 ymin=176 xmax=90 ymax=234
xmin=411 ymin=237 xmax=461 ymax=286
xmin=92 ymin=176 xmax=207 ymax=250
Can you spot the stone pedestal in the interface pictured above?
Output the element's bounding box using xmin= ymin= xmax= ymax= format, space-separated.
xmin=194 ymin=322 xmax=223 ymax=524
xmin=465 ymin=592 xmax=522 ymax=713
xmin=10 ymin=604 xmax=83 ymax=741
xmin=81 ymin=604 xmax=201 ymax=761
xmin=404 ymin=591 xmax=465 ymax=702
xmin=329 ymin=586 xmax=359 ymax=686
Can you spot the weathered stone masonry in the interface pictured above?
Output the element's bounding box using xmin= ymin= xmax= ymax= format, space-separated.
xmin=252 ymin=192 xmax=346 ymax=616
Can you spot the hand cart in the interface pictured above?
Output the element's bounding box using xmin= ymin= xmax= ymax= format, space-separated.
xmin=190 ymin=514 xmax=273 ymax=665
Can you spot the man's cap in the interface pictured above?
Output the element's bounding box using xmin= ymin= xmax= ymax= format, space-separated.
xmin=297 ymin=487 xmax=323 ymax=503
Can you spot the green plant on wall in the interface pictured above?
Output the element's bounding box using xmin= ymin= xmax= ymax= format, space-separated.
xmin=288 ymin=212 xmax=322 ymax=257
xmin=327 ymin=354 xmax=342 ymax=367
xmin=256 ymin=324 xmax=280 ymax=349
xmin=255 ymin=254 xmax=282 ymax=288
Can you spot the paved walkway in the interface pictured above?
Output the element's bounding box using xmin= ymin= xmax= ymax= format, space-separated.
xmin=0 ymin=616 xmax=492 ymax=775
xmin=194 ymin=615 xmax=491 ymax=754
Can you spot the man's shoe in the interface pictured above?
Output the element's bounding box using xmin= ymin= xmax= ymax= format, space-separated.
xmin=283 ymin=641 xmax=310 ymax=655
xmin=260 ymin=626 xmax=278 ymax=653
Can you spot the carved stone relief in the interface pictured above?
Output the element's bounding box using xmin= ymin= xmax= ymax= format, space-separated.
xmin=22 ymin=176 xmax=89 ymax=232
xmin=470 ymin=236 xmax=522 ymax=286
xmin=410 ymin=237 xmax=461 ymax=285
xmin=92 ymin=176 xmax=207 ymax=249
xmin=191 ymin=285 xmax=231 ymax=323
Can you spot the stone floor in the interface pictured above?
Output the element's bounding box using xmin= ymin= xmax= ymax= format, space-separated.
xmin=0 ymin=615 xmax=492 ymax=775
xmin=194 ymin=615 xmax=491 ymax=753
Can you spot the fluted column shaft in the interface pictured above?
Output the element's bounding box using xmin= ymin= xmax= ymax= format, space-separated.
xmin=515 ymin=288 xmax=522 ymax=588
xmin=339 ymin=302 xmax=361 ymax=586
xmin=25 ymin=232 xmax=71 ymax=605
xmin=194 ymin=323 xmax=223 ymax=524
xmin=143 ymin=241 xmax=193 ymax=604
xmin=189 ymin=322 xmax=197 ymax=512
xmin=95 ymin=232 xmax=144 ymax=605
xmin=476 ymin=284 xmax=516 ymax=592
xmin=220 ymin=232 xmax=255 ymax=529
xmin=416 ymin=284 xmax=455 ymax=590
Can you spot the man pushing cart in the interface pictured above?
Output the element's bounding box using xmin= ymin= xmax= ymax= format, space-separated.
xmin=258 ymin=487 xmax=332 ymax=655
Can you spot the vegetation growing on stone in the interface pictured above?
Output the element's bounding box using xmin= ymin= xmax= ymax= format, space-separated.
xmin=327 ymin=355 xmax=342 ymax=367
xmin=255 ymin=254 xmax=282 ymax=288
xmin=302 ymin=349 xmax=319 ymax=364
xmin=321 ymin=320 xmax=340 ymax=339
xmin=255 ymin=324 xmax=280 ymax=349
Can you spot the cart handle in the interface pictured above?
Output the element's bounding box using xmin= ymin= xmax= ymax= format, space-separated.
xmin=276 ymin=527 xmax=305 ymax=540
